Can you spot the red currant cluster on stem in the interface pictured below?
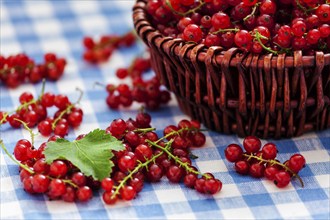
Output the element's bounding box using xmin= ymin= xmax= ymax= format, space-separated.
xmin=146 ymin=0 xmax=330 ymax=55
xmin=0 ymin=83 xmax=83 ymax=137
xmin=83 ymin=32 xmax=136 ymax=63
xmin=0 ymin=53 xmax=66 ymax=88
xmin=102 ymin=114 xmax=222 ymax=204
xmin=225 ymin=136 xmax=306 ymax=188
xmin=105 ymin=55 xmax=171 ymax=110
xmin=1 ymin=112 xmax=222 ymax=204
xmin=3 ymin=134 xmax=94 ymax=202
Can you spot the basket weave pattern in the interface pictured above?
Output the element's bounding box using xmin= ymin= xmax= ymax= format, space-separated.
xmin=133 ymin=0 xmax=330 ymax=138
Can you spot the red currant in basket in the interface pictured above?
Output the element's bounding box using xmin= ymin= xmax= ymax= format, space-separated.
xmin=183 ymin=24 xmax=203 ymax=43
xmin=234 ymin=30 xmax=252 ymax=51
xmin=211 ymin=12 xmax=231 ymax=30
xmin=315 ymin=4 xmax=330 ymax=23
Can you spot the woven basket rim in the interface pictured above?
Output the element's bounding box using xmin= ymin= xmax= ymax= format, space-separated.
xmin=133 ymin=0 xmax=330 ymax=68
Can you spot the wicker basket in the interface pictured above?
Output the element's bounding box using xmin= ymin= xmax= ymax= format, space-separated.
xmin=133 ymin=0 xmax=330 ymax=139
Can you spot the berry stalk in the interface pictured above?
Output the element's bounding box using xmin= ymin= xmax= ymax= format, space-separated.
xmin=0 ymin=139 xmax=34 ymax=174
xmin=243 ymin=153 xmax=304 ymax=187
xmin=111 ymin=141 xmax=171 ymax=199
xmin=165 ymin=0 xmax=205 ymax=17
xmin=51 ymin=88 xmax=83 ymax=130
xmin=146 ymin=139 xmax=209 ymax=178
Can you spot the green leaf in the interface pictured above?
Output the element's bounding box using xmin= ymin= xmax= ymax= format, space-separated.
xmin=44 ymin=129 xmax=123 ymax=181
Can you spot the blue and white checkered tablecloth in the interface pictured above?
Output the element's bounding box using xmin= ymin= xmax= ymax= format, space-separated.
xmin=0 ymin=1 xmax=329 ymax=219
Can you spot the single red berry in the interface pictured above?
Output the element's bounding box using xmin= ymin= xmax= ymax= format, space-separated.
xmin=225 ymin=144 xmax=244 ymax=162
xmin=31 ymin=174 xmax=50 ymax=193
xmin=315 ymin=4 xmax=330 ymax=23
xmin=274 ymin=171 xmax=291 ymax=188
xmin=120 ymin=185 xmax=136 ymax=201
xmin=194 ymin=178 xmax=206 ymax=193
xmin=76 ymin=186 xmax=92 ymax=202
xmin=264 ymin=166 xmax=279 ymax=181
xmin=49 ymin=160 xmax=68 ymax=178
xmin=234 ymin=30 xmax=252 ymax=51
xmin=54 ymin=94 xmax=70 ymax=110
xmin=147 ymin=163 xmax=163 ymax=182
xmin=211 ymin=11 xmax=231 ymax=30
xmin=19 ymin=92 xmax=34 ymax=104
xmin=204 ymin=178 xmax=222 ymax=194
xmin=102 ymin=190 xmax=118 ymax=205
xmin=71 ymin=172 xmax=87 ymax=187
xmin=33 ymin=158 xmax=50 ymax=174
xmin=261 ymin=143 xmax=278 ymax=160
xmin=38 ymin=120 xmax=53 ymax=136
xmin=183 ymin=24 xmax=203 ymax=43
xmin=166 ymin=165 xmax=184 ymax=183
xmin=134 ymin=144 xmax=153 ymax=162
xmin=235 ymin=160 xmax=250 ymax=175
xmin=48 ymin=179 xmax=66 ymax=198
xmin=129 ymin=177 xmax=144 ymax=193
xmin=249 ymin=163 xmax=265 ymax=178
xmin=62 ymin=186 xmax=76 ymax=202
xmin=243 ymin=136 xmax=261 ymax=153
xmin=288 ymin=154 xmax=306 ymax=173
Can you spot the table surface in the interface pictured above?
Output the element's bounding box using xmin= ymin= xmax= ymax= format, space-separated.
xmin=1 ymin=1 xmax=330 ymax=219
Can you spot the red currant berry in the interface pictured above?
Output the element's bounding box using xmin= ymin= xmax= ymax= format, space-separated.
xmin=101 ymin=177 xmax=114 ymax=192
xmin=31 ymin=174 xmax=50 ymax=193
xmin=264 ymin=166 xmax=279 ymax=181
xmin=71 ymin=172 xmax=87 ymax=187
xmin=261 ymin=143 xmax=277 ymax=160
xmin=62 ymin=186 xmax=76 ymax=202
xmin=204 ymin=178 xmax=222 ymax=194
xmin=183 ymin=24 xmax=203 ymax=43
xmin=249 ymin=163 xmax=265 ymax=178
xmin=225 ymin=144 xmax=243 ymax=162
xmin=102 ymin=190 xmax=118 ymax=205
xmin=48 ymin=179 xmax=66 ymax=198
xmin=243 ymin=136 xmax=261 ymax=153
xmin=76 ymin=186 xmax=92 ymax=202
xmin=288 ymin=154 xmax=306 ymax=173
xmin=235 ymin=160 xmax=250 ymax=175
xmin=274 ymin=171 xmax=291 ymax=188
xmin=120 ymin=185 xmax=136 ymax=200
xmin=49 ymin=160 xmax=68 ymax=178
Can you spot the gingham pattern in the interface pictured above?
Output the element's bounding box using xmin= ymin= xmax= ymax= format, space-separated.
xmin=0 ymin=1 xmax=329 ymax=219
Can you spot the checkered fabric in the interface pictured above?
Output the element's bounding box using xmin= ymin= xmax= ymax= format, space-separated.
xmin=1 ymin=1 xmax=329 ymax=219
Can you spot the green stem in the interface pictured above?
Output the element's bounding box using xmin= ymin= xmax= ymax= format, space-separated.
xmin=0 ymin=112 xmax=9 ymax=125
xmin=52 ymin=105 xmax=74 ymax=130
xmin=243 ymin=2 xmax=261 ymax=22
xmin=254 ymin=31 xmax=278 ymax=55
xmin=48 ymin=176 xmax=78 ymax=188
xmin=133 ymin=127 xmax=156 ymax=134
xmin=0 ymin=140 xmax=34 ymax=174
xmin=146 ymin=139 xmax=210 ymax=179
xmin=210 ymin=28 xmax=240 ymax=35
xmin=165 ymin=0 xmax=205 ymax=17
xmin=155 ymin=127 xmax=201 ymax=144
xmin=37 ymin=79 xmax=47 ymax=101
xmin=243 ymin=153 xmax=304 ymax=187
xmin=51 ymin=88 xmax=83 ymax=130
xmin=111 ymin=144 xmax=168 ymax=198
xmin=14 ymin=119 xmax=38 ymax=146
xmin=295 ymin=0 xmax=318 ymax=15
